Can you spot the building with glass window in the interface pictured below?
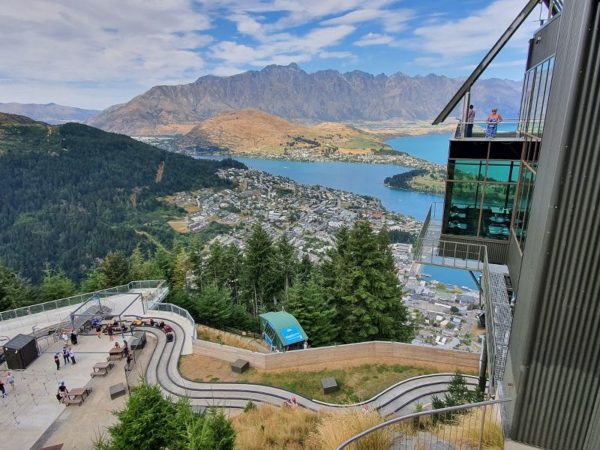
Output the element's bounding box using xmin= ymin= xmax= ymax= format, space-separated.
xmin=418 ymin=0 xmax=600 ymax=448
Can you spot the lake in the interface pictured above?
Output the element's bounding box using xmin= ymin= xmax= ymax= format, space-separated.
xmin=387 ymin=132 xmax=452 ymax=164
xmin=201 ymin=133 xmax=477 ymax=288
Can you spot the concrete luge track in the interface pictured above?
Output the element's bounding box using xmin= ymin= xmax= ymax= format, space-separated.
xmin=139 ymin=318 xmax=479 ymax=416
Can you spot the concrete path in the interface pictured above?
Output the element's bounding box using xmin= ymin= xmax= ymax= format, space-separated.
xmin=141 ymin=318 xmax=479 ymax=416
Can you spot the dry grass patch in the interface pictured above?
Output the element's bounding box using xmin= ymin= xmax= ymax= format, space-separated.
xmin=232 ymin=404 xmax=390 ymax=450
xmin=197 ymin=325 xmax=263 ymax=352
xmin=233 ymin=404 xmax=321 ymax=450
xmin=167 ymin=220 xmax=189 ymax=233
xmin=306 ymin=409 xmax=390 ymax=450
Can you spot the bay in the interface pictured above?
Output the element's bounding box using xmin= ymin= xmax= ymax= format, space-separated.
xmin=218 ymin=157 xmax=441 ymax=221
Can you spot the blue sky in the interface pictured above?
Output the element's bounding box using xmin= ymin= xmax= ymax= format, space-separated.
xmin=0 ymin=0 xmax=546 ymax=109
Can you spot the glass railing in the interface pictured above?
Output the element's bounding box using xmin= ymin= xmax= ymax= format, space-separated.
xmin=151 ymin=302 xmax=197 ymax=339
xmin=454 ymin=119 xmax=523 ymax=139
xmin=0 ymin=280 xmax=167 ymax=323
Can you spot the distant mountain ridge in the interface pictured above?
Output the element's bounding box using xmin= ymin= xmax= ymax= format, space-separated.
xmin=0 ymin=102 xmax=99 ymax=124
xmin=88 ymin=63 xmax=523 ymax=136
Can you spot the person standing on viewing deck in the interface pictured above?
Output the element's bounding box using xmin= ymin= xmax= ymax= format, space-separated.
xmin=466 ymin=104 xmax=475 ymax=137
xmin=485 ymin=108 xmax=503 ymax=138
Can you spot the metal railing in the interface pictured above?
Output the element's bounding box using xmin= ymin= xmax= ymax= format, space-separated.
xmin=0 ymin=280 xmax=166 ymax=323
xmin=454 ymin=119 xmax=522 ymax=139
xmin=151 ymin=302 xmax=197 ymax=339
xmin=337 ymin=399 xmax=510 ymax=450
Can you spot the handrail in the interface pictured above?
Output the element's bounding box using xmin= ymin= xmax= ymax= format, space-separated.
xmin=336 ymin=398 xmax=511 ymax=449
xmin=150 ymin=302 xmax=197 ymax=339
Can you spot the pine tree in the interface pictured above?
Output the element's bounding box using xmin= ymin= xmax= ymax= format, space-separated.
xmin=327 ymin=221 xmax=412 ymax=343
xmin=273 ymin=234 xmax=297 ymax=303
xmin=81 ymin=265 xmax=108 ymax=292
xmin=101 ymin=251 xmax=130 ymax=286
xmin=172 ymin=248 xmax=191 ymax=290
xmin=40 ymin=266 xmax=76 ymax=301
xmin=284 ymin=273 xmax=338 ymax=346
xmin=297 ymin=253 xmax=313 ymax=282
xmin=240 ymin=223 xmax=276 ymax=315
xmin=190 ymin=284 xmax=233 ymax=329
xmin=0 ymin=262 xmax=38 ymax=312
xmin=129 ymin=246 xmax=146 ymax=280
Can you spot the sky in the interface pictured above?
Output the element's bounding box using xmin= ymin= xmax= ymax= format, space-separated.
xmin=0 ymin=0 xmax=547 ymax=110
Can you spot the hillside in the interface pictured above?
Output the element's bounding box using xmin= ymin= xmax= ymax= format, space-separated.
xmin=0 ymin=102 xmax=99 ymax=124
xmin=176 ymin=109 xmax=391 ymax=156
xmin=88 ymin=64 xmax=523 ymax=136
xmin=0 ymin=115 xmax=244 ymax=282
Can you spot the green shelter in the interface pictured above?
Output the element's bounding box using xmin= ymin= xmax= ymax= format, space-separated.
xmin=259 ymin=311 xmax=308 ymax=352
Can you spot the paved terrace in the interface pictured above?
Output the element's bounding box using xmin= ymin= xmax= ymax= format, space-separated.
xmin=1 ymin=304 xmax=479 ymax=448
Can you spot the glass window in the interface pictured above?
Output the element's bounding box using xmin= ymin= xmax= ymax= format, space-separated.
xmin=444 ymin=181 xmax=483 ymax=237
xmin=451 ymin=160 xmax=485 ymax=181
xmin=486 ymin=161 xmax=514 ymax=183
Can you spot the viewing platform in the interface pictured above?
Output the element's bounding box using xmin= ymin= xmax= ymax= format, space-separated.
xmin=0 ymin=280 xmax=169 ymax=339
xmin=413 ymin=203 xmax=513 ymax=391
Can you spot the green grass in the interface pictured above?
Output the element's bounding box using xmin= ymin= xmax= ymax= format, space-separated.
xmin=239 ymin=364 xmax=435 ymax=403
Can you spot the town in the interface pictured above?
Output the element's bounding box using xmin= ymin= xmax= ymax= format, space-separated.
xmin=168 ymin=167 xmax=483 ymax=353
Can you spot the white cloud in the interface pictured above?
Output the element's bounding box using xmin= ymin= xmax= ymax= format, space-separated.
xmin=211 ymin=25 xmax=356 ymax=68
xmin=354 ymin=33 xmax=395 ymax=47
xmin=401 ymin=0 xmax=543 ymax=63
xmin=0 ymin=0 xmax=212 ymax=106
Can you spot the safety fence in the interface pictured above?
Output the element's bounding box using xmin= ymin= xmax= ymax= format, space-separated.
xmin=337 ymin=399 xmax=510 ymax=450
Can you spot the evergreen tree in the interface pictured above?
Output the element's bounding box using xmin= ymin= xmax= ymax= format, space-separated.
xmin=40 ymin=266 xmax=76 ymax=301
xmin=297 ymin=253 xmax=313 ymax=282
xmin=80 ymin=265 xmax=108 ymax=292
xmin=101 ymin=251 xmax=130 ymax=286
xmin=240 ymin=223 xmax=276 ymax=315
xmin=172 ymin=248 xmax=191 ymax=290
xmin=96 ymin=384 xmax=235 ymax=450
xmin=0 ymin=261 xmax=37 ymax=312
xmin=129 ymin=246 xmax=146 ymax=280
xmin=273 ymin=234 xmax=297 ymax=303
xmin=190 ymin=284 xmax=233 ymax=329
xmin=327 ymin=221 xmax=412 ymax=343
xmin=284 ymin=273 xmax=338 ymax=346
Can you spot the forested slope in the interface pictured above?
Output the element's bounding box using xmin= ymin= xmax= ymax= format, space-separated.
xmin=0 ymin=113 xmax=244 ymax=282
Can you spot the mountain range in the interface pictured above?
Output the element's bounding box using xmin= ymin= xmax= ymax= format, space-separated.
xmin=88 ymin=63 xmax=523 ymax=136
xmin=0 ymin=102 xmax=99 ymax=124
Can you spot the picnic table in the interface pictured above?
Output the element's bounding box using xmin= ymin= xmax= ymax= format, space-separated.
xmin=64 ymin=386 xmax=93 ymax=406
xmin=109 ymin=347 xmax=124 ymax=360
xmin=91 ymin=361 xmax=113 ymax=377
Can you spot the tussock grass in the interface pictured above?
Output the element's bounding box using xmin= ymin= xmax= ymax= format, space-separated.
xmin=232 ymin=404 xmax=321 ymax=450
xmin=306 ymin=409 xmax=390 ymax=450
xmin=232 ymin=405 xmax=390 ymax=450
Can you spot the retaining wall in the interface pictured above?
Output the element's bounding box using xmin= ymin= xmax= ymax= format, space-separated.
xmin=193 ymin=340 xmax=479 ymax=373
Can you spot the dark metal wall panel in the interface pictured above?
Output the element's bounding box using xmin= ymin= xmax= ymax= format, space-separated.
xmin=508 ymin=0 xmax=600 ymax=448
xmin=528 ymin=13 xmax=561 ymax=69
xmin=506 ymin=237 xmax=523 ymax=289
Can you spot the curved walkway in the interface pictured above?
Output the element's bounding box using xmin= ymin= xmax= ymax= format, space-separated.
xmin=139 ymin=317 xmax=479 ymax=416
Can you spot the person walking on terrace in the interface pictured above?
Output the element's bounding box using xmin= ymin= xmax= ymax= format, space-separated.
xmin=485 ymin=108 xmax=503 ymax=138
xmin=6 ymin=371 xmax=15 ymax=390
xmin=54 ymin=353 xmax=61 ymax=370
xmin=466 ymin=104 xmax=475 ymax=137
